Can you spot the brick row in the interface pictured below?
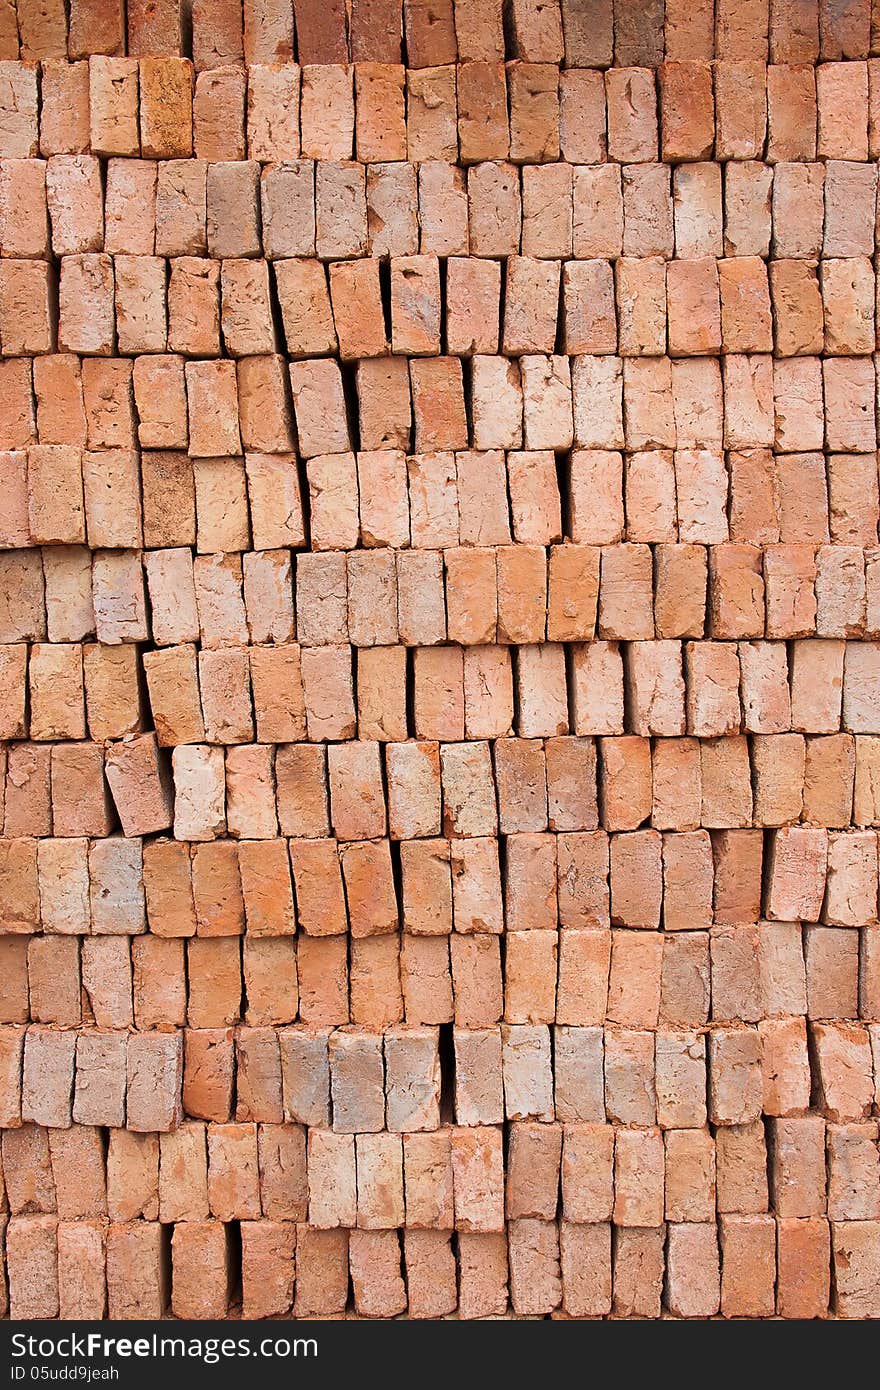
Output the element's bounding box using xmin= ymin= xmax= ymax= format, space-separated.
xmin=9 ymin=52 xmax=880 ymax=167
xmin=2 ymin=1113 xmax=878 ymax=1229
xmin=2 ymin=1020 xmax=879 ymax=1128
xmin=8 ymin=733 xmax=880 ymax=832
xmin=3 ymin=0 xmax=880 ymax=71
xmin=5 ymin=0 xmax=880 ymax=70
xmin=7 ymin=543 xmax=880 ymax=650
xmin=8 ymin=242 xmax=880 ymax=351
xmin=2 ymin=918 xmax=879 ymax=1029
xmin=5 ymin=642 xmax=880 ymax=753
xmin=5 ymin=1209 xmax=879 ymax=1319
xmin=6 ymin=440 xmax=880 ymax=544
xmin=4 ymin=817 xmax=879 ymax=921
xmin=3 ymin=903 xmax=879 ymax=1024
xmin=7 ymin=161 xmax=880 ymax=266
xmin=6 ymin=249 xmax=880 ymax=361
xmin=2 ymin=359 xmax=880 ymax=466
xmin=3 ymin=1113 xmax=879 ymax=1233
xmin=4 ymin=723 xmax=880 ymax=822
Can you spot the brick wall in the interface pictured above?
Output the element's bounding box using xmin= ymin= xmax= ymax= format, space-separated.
xmin=0 ymin=0 xmax=879 ymax=1321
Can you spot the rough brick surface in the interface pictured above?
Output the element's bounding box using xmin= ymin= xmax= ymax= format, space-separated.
xmin=1 ymin=0 xmax=879 ymax=1325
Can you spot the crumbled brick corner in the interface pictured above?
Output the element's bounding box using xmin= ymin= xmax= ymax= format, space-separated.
xmin=1 ymin=0 xmax=880 ymax=1324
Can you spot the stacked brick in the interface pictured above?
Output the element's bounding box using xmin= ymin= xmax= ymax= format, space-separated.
xmin=1 ymin=0 xmax=880 ymax=1323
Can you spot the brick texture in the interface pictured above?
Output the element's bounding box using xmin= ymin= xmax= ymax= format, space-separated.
xmin=0 ymin=0 xmax=879 ymax=1324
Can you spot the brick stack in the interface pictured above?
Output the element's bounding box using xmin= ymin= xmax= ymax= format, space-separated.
xmin=0 ymin=0 xmax=879 ymax=1323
